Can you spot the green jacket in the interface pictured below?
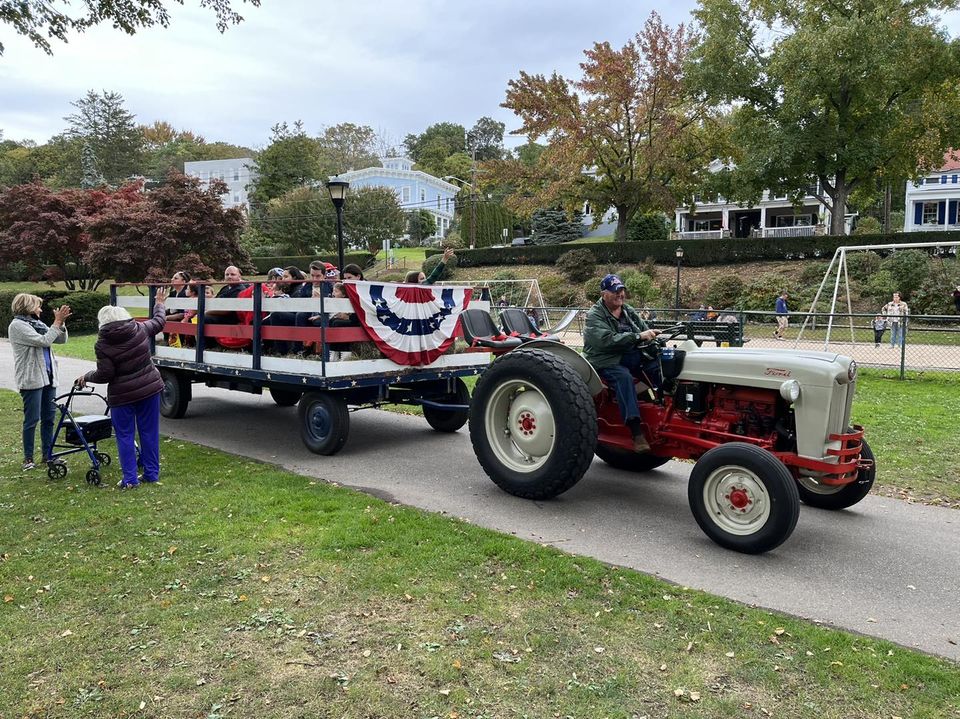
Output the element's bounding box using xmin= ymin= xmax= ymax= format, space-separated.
xmin=582 ymin=299 xmax=649 ymax=369
xmin=423 ymin=260 xmax=446 ymax=285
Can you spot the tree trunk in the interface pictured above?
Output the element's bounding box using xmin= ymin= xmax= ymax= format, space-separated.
xmin=882 ymin=181 xmax=892 ymax=234
xmin=615 ymin=205 xmax=628 ymax=242
xmin=829 ymin=182 xmax=849 ymax=236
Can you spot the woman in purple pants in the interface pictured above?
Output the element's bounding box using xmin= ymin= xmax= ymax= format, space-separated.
xmin=77 ymin=289 xmax=168 ymax=489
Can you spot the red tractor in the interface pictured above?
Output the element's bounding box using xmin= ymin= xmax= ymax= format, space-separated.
xmin=465 ymin=320 xmax=874 ymax=554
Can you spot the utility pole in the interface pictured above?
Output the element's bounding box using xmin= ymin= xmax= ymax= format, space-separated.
xmin=470 ymin=147 xmax=477 ymax=250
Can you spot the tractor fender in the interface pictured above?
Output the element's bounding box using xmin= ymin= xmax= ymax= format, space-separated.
xmin=509 ymin=340 xmax=604 ymax=397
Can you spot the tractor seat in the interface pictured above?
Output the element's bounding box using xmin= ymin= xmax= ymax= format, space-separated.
xmin=498 ymin=307 xmax=559 ymax=342
xmin=459 ymin=309 xmax=523 ymax=351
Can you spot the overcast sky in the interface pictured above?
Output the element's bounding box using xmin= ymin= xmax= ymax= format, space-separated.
xmin=2 ymin=1 xmax=959 ymax=154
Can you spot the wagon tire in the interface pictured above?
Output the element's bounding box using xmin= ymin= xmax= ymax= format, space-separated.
xmin=594 ymin=444 xmax=671 ymax=472
xmin=423 ymin=378 xmax=470 ymax=433
xmin=688 ymin=443 xmax=799 ymax=554
xmin=159 ymin=369 xmax=190 ymax=419
xmin=47 ymin=462 xmax=68 ymax=480
xmin=796 ymin=439 xmax=875 ymax=510
xmin=298 ymin=391 xmax=349 ymax=456
xmin=269 ymin=387 xmax=303 ymax=407
xmin=86 ymin=469 xmax=101 ymax=486
xmin=95 ymin=452 xmax=111 ymax=467
xmin=469 ymin=348 xmax=597 ymax=500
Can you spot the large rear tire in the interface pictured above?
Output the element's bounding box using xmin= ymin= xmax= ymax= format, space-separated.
xmin=298 ymin=391 xmax=349 ymax=455
xmin=469 ymin=348 xmax=597 ymax=499
xmin=796 ymin=439 xmax=875 ymax=510
xmin=159 ymin=369 xmax=190 ymax=419
xmin=594 ymin=444 xmax=671 ymax=472
xmin=423 ymin=378 xmax=470 ymax=433
xmin=688 ymin=443 xmax=800 ymax=554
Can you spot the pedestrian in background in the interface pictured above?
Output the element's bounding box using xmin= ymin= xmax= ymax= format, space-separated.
xmin=774 ymin=291 xmax=789 ymax=340
xmin=872 ymin=315 xmax=886 ymax=348
xmin=882 ymin=291 xmax=909 ymax=348
xmin=8 ymin=294 xmax=71 ymax=471
xmin=77 ymin=289 xmax=168 ymax=489
xmin=953 ymin=284 xmax=960 ymax=314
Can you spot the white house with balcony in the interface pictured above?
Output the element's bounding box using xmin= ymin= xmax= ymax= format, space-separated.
xmin=183 ymin=158 xmax=256 ymax=211
xmin=903 ymin=151 xmax=960 ymax=232
xmin=674 ymin=184 xmax=831 ymax=241
xmin=336 ymin=157 xmax=459 ymax=240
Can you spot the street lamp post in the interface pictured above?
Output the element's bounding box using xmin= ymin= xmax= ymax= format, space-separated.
xmin=326 ymin=177 xmax=350 ymax=278
xmin=442 ymin=175 xmax=476 ymax=249
xmin=674 ymin=246 xmax=684 ymax=320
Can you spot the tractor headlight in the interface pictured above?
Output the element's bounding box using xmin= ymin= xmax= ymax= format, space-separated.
xmin=779 ymin=380 xmax=801 ymax=403
xmin=847 ymin=360 xmax=857 ymax=382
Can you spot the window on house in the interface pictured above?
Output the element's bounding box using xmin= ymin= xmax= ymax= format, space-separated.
xmin=584 ymin=202 xmax=592 ymax=215
xmin=437 ymin=196 xmax=441 ymax=209
xmin=401 ymin=186 xmax=411 ymax=204
xmin=445 ymin=198 xmax=451 ymax=212
xmin=941 ymin=175 xmax=948 ymax=184
xmin=420 ymin=188 xmax=426 ymax=203
xmin=922 ymin=202 xmax=939 ymax=224
xmin=233 ymin=168 xmax=240 ymax=181
xmin=233 ymin=193 xmax=241 ymax=204
xmin=953 ymin=175 xmax=958 ymax=184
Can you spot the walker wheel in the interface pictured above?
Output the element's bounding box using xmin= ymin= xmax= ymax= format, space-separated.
xmin=86 ymin=469 xmax=101 ymax=486
xmin=47 ymin=463 xmax=67 ymax=480
xmin=95 ymin=452 xmax=111 ymax=467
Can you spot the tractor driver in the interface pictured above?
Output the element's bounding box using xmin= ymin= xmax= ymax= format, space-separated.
xmin=583 ymin=274 xmax=661 ymax=453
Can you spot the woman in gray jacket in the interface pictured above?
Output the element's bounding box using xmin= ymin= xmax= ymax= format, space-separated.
xmin=8 ymin=294 xmax=71 ymax=471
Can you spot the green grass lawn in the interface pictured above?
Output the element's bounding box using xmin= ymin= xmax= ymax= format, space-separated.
xmin=0 ymin=389 xmax=956 ymax=718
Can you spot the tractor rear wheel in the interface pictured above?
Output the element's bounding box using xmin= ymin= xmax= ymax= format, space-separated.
xmin=688 ymin=443 xmax=800 ymax=554
xmin=796 ymin=439 xmax=875 ymax=510
xmin=469 ymin=348 xmax=597 ymax=499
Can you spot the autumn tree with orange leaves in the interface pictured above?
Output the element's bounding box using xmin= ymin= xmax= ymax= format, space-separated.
xmin=494 ymin=12 xmax=717 ymax=242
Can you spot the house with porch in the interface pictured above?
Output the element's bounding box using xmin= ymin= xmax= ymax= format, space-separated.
xmin=903 ymin=151 xmax=960 ymax=232
xmin=336 ymin=157 xmax=459 ymax=240
xmin=674 ymin=184 xmax=830 ymax=241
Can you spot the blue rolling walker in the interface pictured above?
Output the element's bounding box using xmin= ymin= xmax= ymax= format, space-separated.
xmin=47 ymin=383 xmax=115 ymax=485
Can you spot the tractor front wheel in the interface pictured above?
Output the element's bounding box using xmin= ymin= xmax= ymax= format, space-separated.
xmin=688 ymin=443 xmax=799 ymax=554
xmin=796 ymin=439 xmax=875 ymax=510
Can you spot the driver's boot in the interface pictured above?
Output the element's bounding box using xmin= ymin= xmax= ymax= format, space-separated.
xmin=626 ymin=418 xmax=650 ymax=453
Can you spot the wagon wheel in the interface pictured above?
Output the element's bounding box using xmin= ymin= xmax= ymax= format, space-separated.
xmin=423 ymin=378 xmax=470 ymax=433
xmin=594 ymin=444 xmax=671 ymax=473
xmin=159 ymin=369 xmax=190 ymax=419
xmin=95 ymin=452 xmax=111 ymax=467
xmin=298 ymin=391 xmax=349 ymax=455
xmin=796 ymin=439 xmax=875 ymax=510
xmin=86 ymin=469 xmax=102 ymax=486
xmin=688 ymin=442 xmax=800 ymax=554
xmin=47 ymin=462 xmax=67 ymax=480
xmin=269 ymin=387 xmax=303 ymax=407
xmin=469 ymin=348 xmax=597 ymax=500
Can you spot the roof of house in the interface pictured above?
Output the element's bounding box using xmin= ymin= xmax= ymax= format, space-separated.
xmin=939 ymin=150 xmax=960 ymax=172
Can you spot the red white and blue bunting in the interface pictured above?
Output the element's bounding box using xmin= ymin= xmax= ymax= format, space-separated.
xmin=344 ymin=281 xmax=473 ymax=366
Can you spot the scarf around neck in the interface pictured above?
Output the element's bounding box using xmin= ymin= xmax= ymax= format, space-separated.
xmin=14 ymin=314 xmax=51 ymax=335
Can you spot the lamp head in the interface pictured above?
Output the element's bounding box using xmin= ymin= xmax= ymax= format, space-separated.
xmin=675 ymin=246 xmax=684 ymax=259
xmin=326 ymin=177 xmax=349 ymax=208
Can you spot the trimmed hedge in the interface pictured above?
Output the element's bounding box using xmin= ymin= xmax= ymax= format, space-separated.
xmin=249 ymin=252 xmax=375 ymax=274
xmin=0 ymin=290 xmax=108 ymax=336
xmin=430 ymin=231 xmax=960 ymax=268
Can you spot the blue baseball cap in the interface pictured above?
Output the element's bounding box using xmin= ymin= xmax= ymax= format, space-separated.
xmin=600 ymin=274 xmax=625 ymax=293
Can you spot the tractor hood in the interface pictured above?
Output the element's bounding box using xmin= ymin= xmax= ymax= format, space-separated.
xmin=675 ymin=342 xmax=856 ymax=390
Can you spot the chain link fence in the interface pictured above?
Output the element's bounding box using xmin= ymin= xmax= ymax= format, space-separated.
xmin=505 ymin=306 xmax=960 ymax=380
